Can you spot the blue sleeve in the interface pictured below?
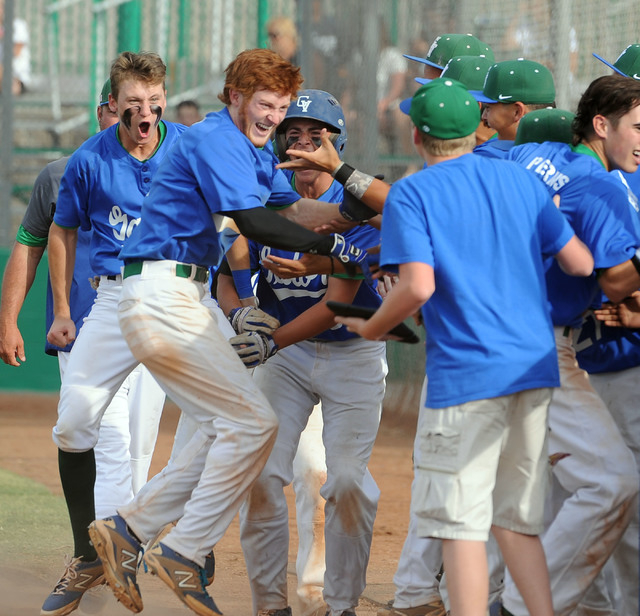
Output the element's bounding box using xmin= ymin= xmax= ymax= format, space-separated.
xmin=537 ymin=189 xmax=575 ymax=258
xmin=266 ymin=168 xmax=302 ymax=209
xmin=190 ymin=138 xmax=266 ymax=214
xmin=379 ymin=181 xmax=433 ymax=269
xmin=53 ymin=152 xmax=91 ymax=230
xmin=575 ymin=180 xmax=639 ymax=268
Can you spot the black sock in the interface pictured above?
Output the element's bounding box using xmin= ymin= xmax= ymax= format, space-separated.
xmin=58 ymin=448 xmax=97 ymax=561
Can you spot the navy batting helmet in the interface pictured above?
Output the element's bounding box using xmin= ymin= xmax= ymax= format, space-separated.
xmin=275 ymin=89 xmax=347 ymax=162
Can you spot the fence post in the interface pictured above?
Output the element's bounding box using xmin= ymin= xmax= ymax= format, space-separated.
xmin=0 ymin=0 xmax=15 ymax=247
xmin=257 ymin=0 xmax=269 ymax=48
xmin=118 ymin=0 xmax=142 ymax=53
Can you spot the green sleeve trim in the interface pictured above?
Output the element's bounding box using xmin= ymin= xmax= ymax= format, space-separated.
xmin=331 ymin=272 xmax=365 ymax=280
xmin=15 ymin=225 xmax=48 ymax=247
xmin=266 ymin=202 xmax=295 ymax=211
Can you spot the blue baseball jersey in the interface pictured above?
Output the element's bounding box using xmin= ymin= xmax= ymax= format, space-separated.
xmin=507 ymin=141 xmax=640 ymax=328
xmin=574 ymin=167 xmax=640 ymax=373
xmin=473 ymin=139 xmax=515 ymax=159
xmin=54 ymin=121 xmax=187 ymax=276
xmin=120 ymin=108 xmax=300 ymax=268
xmin=380 ymin=154 xmax=574 ymax=408
xmin=250 ymin=173 xmax=381 ymax=342
xmin=18 ymin=156 xmax=97 ymax=355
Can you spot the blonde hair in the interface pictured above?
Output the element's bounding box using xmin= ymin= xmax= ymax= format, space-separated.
xmin=109 ymin=51 xmax=166 ymax=101
xmin=267 ymin=16 xmax=298 ymax=45
xmin=417 ymin=131 xmax=476 ymax=156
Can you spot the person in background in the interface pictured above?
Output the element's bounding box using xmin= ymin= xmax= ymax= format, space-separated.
xmin=175 ymin=99 xmax=202 ymax=127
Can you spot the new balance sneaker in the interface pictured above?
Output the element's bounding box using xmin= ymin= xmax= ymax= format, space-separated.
xmin=142 ymin=521 xmax=215 ymax=587
xmin=40 ymin=555 xmax=104 ymax=616
xmin=257 ymin=609 xmax=292 ymax=616
xmin=142 ymin=541 xmax=222 ymax=616
xmin=88 ymin=515 xmax=143 ymax=613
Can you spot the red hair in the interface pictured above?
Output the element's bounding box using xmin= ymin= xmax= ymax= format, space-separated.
xmin=218 ymin=48 xmax=303 ymax=105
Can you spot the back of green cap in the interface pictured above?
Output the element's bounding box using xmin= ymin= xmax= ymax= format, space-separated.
xmin=99 ymin=79 xmax=111 ymax=106
xmin=440 ymin=55 xmax=494 ymax=91
xmin=404 ymin=33 xmax=494 ymax=70
xmin=514 ymin=108 xmax=575 ymax=145
xmin=405 ymin=78 xmax=480 ymax=140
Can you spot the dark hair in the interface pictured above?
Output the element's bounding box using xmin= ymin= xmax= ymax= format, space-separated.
xmin=177 ymin=99 xmax=200 ymax=112
xmin=526 ymin=102 xmax=557 ymax=112
xmin=572 ymin=74 xmax=640 ymax=145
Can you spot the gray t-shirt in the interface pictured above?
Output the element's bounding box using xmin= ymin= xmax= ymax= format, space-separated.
xmin=20 ymin=156 xmax=69 ymax=241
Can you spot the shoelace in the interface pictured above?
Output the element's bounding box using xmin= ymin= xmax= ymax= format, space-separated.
xmin=52 ymin=555 xmax=83 ymax=594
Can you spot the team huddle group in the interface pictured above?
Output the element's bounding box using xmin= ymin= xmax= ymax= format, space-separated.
xmin=1 ymin=27 xmax=639 ymax=616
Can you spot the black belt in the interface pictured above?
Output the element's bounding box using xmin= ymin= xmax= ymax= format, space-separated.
xmin=106 ymin=275 xmax=119 ymax=281
xmin=123 ymin=261 xmax=209 ymax=283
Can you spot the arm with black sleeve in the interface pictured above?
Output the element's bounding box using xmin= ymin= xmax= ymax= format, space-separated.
xmin=225 ymin=206 xmax=365 ymax=271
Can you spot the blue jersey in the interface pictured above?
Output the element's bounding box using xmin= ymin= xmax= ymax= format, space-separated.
xmin=507 ymin=142 xmax=639 ymax=328
xmin=473 ymin=139 xmax=514 ymax=159
xmin=54 ymin=121 xmax=186 ymax=276
xmin=18 ymin=156 xmax=97 ymax=355
xmin=250 ymin=174 xmax=381 ymax=342
xmin=574 ymin=168 xmax=640 ymax=373
xmin=120 ymin=108 xmax=300 ymax=268
xmin=380 ymin=154 xmax=574 ymax=408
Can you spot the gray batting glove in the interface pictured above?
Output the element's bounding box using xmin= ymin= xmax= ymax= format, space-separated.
xmin=227 ymin=307 xmax=280 ymax=335
xmin=229 ymin=331 xmax=278 ymax=368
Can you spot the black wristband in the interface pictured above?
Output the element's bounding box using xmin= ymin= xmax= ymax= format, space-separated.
xmin=632 ymin=248 xmax=640 ymax=277
xmin=334 ymin=163 xmax=355 ymax=186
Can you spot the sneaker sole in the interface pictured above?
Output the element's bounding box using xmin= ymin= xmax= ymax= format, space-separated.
xmin=88 ymin=523 xmax=143 ymax=614
xmin=143 ymin=550 xmax=222 ymax=616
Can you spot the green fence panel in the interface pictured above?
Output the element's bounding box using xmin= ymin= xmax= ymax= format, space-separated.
xmin=0 ymin=248 xmax=61 ymax=392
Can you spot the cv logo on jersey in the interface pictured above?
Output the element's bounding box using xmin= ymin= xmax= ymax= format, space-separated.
xmin=109 ymin=205 xmax=141 ymax=241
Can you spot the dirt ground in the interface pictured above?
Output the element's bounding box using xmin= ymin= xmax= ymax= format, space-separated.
xmin=0 ymin=393 xmax=419 ymax=616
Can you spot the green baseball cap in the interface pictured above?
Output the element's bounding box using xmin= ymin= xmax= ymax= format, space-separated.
xmin=514 ymin=108 xmax=575 ymax=146
xmin=473 ymin=59 xmax=556 ymax=105
xmin=416 ymin=55 xmax=493 ymax=94
xmin=399 ymin=78 xmax=480 ymax=139
xmin=593 ymin=44 xmax=640 ymax=81
xmin=99 ymin=79 xmax=111 ymax=106
xmin=404 ymin=33 xmax=494 ymax=69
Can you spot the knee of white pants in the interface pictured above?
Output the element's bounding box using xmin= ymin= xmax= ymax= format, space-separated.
xmin=321 ymin=469 xmax=379 ymax=535
xmin=54 ymin=384 xmax=113 ymax=451
xmin=244 ymin=474 xmax=290 ymax=523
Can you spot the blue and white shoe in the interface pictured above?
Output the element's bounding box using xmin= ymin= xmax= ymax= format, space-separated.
xmin=143 ymin=541 xmax=222 ymax=616
xmin=40 ymin=555 xmax=104 ymax=616
xmin=88 ymin=515 xmax=143 ymax=613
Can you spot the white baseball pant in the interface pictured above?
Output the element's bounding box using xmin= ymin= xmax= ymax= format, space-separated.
xmin=501 ymin=328 xmax=639 ymax=616
xmin=240 ymin=338 xmax=387 ymax=616
xmin=57 ymin=352 xmax=163 ymax=518
xmin=116 ymin=262 xmax=278 ymax=566
xmin=171 ymin=295 xmax=330 ymax=605
xmin=580 ymin=366 xmax=640 ymax=616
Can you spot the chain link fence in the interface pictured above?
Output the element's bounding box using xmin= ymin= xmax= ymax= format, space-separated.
xmin=1 ymin=0 xmax=639 ymax=401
